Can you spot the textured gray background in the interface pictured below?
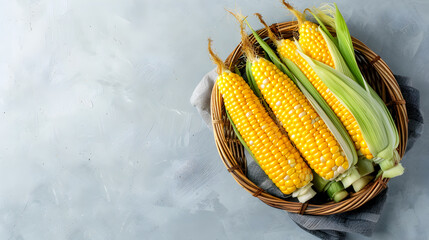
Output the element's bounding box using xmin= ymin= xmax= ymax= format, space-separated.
xmin=0 ymin=0 xmax=427 ymax=239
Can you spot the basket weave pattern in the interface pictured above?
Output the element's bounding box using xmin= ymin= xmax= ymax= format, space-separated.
xmin=210 ymin=21 xmax=408 ymax=215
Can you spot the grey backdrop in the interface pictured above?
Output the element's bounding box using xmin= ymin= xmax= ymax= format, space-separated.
xmin=0 ymin=0 xmax=427 ymax=239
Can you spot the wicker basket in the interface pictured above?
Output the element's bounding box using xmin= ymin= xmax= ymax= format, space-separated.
xmin=210 ymin=21 xmax=408 ymax=215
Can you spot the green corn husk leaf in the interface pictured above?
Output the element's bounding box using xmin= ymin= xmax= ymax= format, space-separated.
xmin=312 ymin=3 xmax=369 ymax=91
xmin=312 ymin=170 xmax=330 ymax=192
xmin=225 ymin=110 xmax=258 ymax=166
xmin=355 ymin=157 xmax=375 ymax=177
xmin=247 ymin=20 xmax=358 ymax=175
xmin=326 ymin=181 xmax=348 ymax=202
xmin=333 ymin=3 xmax=369 ymax=91
xmin=369 ymin=86 xmax=400 ymax=151
xmin=317 ymin=27 xmax=355 ymax=81
xmin=246 ymin=60 xmax=274 ymax=113
xmin=246 ymin=60 xmax=262 ymax=98
xmin=298 ymin=51 xmax=403 ymax=177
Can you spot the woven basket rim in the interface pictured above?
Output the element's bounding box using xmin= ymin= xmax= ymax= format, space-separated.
xmin=210 ymin=21 xmax=408 ymax=215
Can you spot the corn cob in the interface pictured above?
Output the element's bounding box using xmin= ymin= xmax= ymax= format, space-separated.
xmin=208 ymin=39 xmax=315 ymax=200
xmin=297 ymin=3 xmax=403 ymax=179
xmin=252 ymin=57 xmax=350 ymax=181
xmin=280 ymin=2 xmax=373 ymax=159
xmin=229 ymin=13 xmax=353 ymax=181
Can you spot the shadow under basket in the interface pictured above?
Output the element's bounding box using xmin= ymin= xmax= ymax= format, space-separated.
xmin=210 ymin=21 xmax=408 ymax=215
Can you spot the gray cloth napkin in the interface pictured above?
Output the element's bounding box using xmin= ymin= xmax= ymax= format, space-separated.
xmin=190 ymin=69 xmax=423 ymax=240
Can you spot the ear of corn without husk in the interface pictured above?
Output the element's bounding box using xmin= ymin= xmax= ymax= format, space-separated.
xmin=208 ymin=39 xmax=316 ymax=202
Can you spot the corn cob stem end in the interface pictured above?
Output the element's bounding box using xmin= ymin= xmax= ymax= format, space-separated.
xmin=352 ymin=175 xmax=374 ymax=192
xmin=292 ymin=183 xmax=317 ymax=203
